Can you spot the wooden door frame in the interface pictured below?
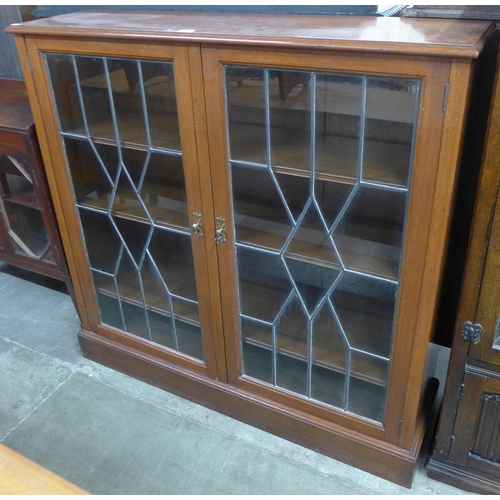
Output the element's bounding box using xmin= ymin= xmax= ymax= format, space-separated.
xmin=18 ymin=34 xmax=223 ymax=380
xmin=201 ymin=43 xmax=461 ymax=447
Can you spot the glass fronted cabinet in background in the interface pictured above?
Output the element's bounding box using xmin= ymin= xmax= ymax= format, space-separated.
xmin=0 ymin=154 xmax=54 ymax=260
xmin=0 ymin=78 xmax=71 ymax=290
xmin=8 ymin=11 xmax=496 ymax=487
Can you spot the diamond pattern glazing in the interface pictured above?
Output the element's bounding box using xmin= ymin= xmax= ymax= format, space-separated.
xmin=227 ymin=66 xmax=420 ymax=422
xmin=46 ymin=53 xmax=204 ymax=362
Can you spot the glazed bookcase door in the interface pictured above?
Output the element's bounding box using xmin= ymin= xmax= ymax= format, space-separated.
xmin=30 ymin=39 xmax=219 ymax=377
xmin=0 ymin=152 xmax=56 ymax=263
xmin=204 ymin=47 xmax=449 ymax=440
xmin=224 ymin=67 xmax=418 ymax=424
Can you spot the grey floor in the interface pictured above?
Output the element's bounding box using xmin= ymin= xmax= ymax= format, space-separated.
xmin=0 ymin=262 xmax=470 ymax=495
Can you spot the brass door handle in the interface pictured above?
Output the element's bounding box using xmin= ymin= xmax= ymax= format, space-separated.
xmin=192 ymin=212 xmax=203 ymax=237
xmin=215 ymin=216 xmax=226 ymax=244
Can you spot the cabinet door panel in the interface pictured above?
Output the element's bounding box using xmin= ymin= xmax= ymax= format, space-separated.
xmin=226 ymin=65 xmax=416 ymax=423
xmin=225 ymin=65 xmax=414 ymax=422
xmin=449 ymin=371 xmax=500 ymax=482
xmin=203 ymin=46 xmax=448 ymax=438
xmin=0 ymin=153 xmax=55 ymax=263
xmin=31 ymin=40 xmax=219 ymax=377
xmin=469 ymin=188 xmax=500 ymax=368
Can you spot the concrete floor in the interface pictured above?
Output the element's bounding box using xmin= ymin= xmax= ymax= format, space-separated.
xmin=0 ymin=263 xmax=470 ymax=495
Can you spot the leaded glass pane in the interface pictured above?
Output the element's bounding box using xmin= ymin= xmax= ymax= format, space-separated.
xmin=227 ymin=64 xmax=420 ymax=423
xmin=46 ymin=53 xmax=204 ymax=363
xmin=315 ymin=73 xmax=362 ymax=180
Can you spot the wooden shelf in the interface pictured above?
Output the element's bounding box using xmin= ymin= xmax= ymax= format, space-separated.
xmin=79 ymin=67 xmax=176 ymax=97
xmin=239 ymin=278 xmax=391 ymax=386
xmin=229 ymin=123 xmax=411 ymax=188
xmin=241 ymin=341 xmax=386 ymax=422
xmin=63 ymin=68 xmax=181 ymax=152
xmin=94 ymin=259 xmax=200 ymax=326
xmin=234 ymin=205 xmax=402 ymax=281
xmin=67 ymin=110 xmax=182 ymax=153
xmin=239 ymin=281 xmax=394 ymax=360
xmin=95 ymin=290 xmax=204 ymax=361
xmin=2 ymin=187 xmax=39 ymax=210
xmin=242 ymin=338 xmax=388 ymax=388
xmin=227 ymin=76 xmax=417 ymax=125
xmin=0 ymin=174 xmax=39 ymax=210
xmin=77 ymin=181 xmax=189 ymax=232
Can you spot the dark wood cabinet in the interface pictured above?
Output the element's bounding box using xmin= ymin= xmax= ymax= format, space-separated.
xmin=427 ymin=52 xmax=500 ymax=491
xmin=6 ymin=12 xmax=497 ymax=488
xmin=0 ymin=78 xmax=71 ymax=291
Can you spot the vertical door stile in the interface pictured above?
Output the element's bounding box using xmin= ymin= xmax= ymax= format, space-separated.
xmin=200 ymin=46 xmax=243 ymax=384
xmin=186 ymin=43 xmax=228 ymax=382
xmin=22 ymin=37 xmax=96 ymax=330
xmin=380 ymin=62 xmax=451 ymax=448
xmin=398 ymin=60 xmax=471 ymax=450
xmin=172 ymin=44 xmax=218 ymax=377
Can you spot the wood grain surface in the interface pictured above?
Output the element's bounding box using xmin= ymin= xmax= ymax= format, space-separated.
xmin=6 ymin=12 xmax=495 ymax=58
xmin=0 ymin=443 xmax=89 ymax=494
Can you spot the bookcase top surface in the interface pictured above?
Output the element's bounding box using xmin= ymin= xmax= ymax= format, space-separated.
xmin=6 ymin=11 xmax=495 ymax=58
